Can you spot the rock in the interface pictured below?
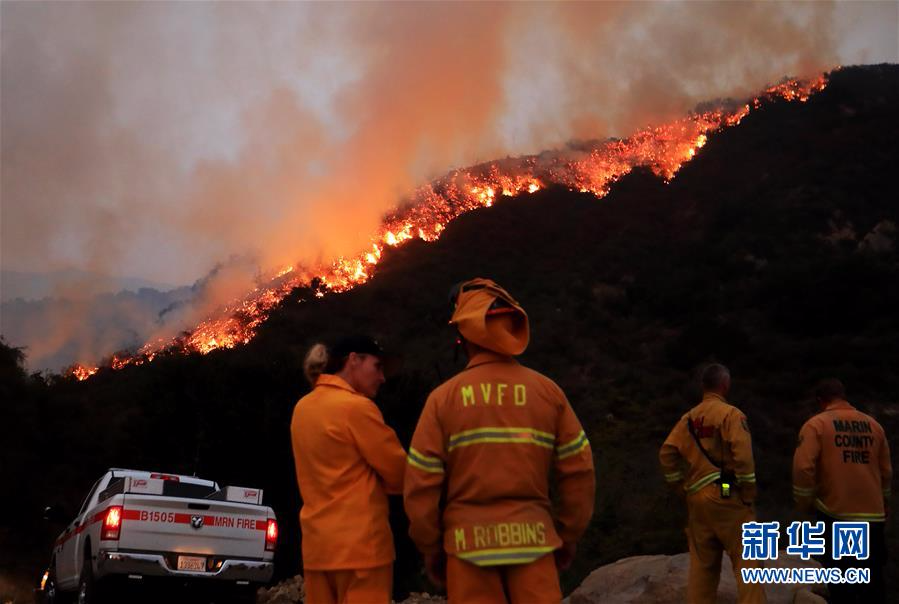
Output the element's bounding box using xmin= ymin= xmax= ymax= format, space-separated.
xmin=565 ymin=554 xmax=703 ymax=604
xmin=256 ymin=574 xmax=304 ymax=604
xmin=255 ymin=553 xmax=828 ymax=604
xmin=859 ymin=219 xmax=896 ymax=253
xmin=253 ymin=575 xmax=445 ymax=604
xmin=762 ymin=554 xmax=828 ymax=604
xmin=565 ymin=552 xmax=826 ymax=604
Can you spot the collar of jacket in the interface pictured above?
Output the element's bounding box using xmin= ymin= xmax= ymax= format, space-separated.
xmin=823 ymin=399 xmax=854 ymax=412
xmin=466 ymin=349 xmax=518 ymax=370
xmin=315 ymin=373 xmax=358 ymax=394
xmin=701 ymin=392 xmax=728 ymax=405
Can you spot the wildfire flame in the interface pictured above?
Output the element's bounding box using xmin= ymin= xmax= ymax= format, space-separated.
xmin=70 ymin=365 xmax=99 ymax=381
xmin=68 ymin=74 xmax=828 ymax=380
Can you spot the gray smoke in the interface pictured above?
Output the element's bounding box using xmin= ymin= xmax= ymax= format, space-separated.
xmin=2 ymin=1 xmax=896 ymax=368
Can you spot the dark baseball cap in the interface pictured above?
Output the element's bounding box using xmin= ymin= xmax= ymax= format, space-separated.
xmin=331 ymin=335 xmax=402 ymax=378
xmin=330 ymin=335 xmax=386 ymax=359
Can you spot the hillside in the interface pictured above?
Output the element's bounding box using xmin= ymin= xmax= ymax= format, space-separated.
xmin=2 ymin=65 xmax=898 ymax=601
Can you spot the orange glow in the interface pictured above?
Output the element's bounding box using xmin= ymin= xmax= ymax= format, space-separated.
xmin=71 ymin=365 xmax=99 ymax=381
xmin=67 ymin=73 xmax=828 ymax=380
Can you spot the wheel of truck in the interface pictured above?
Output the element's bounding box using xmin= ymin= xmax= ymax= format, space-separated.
xmin=76 ymin=552 xmax=105 ymax=604
xmin=44 ymin=564 xmax=66 ymax=604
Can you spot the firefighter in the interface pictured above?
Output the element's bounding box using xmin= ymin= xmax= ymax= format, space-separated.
xmin=291 ymin=335 xmax=407 ymax=604
xmin=792 ymin=378 xmax=892 ymax=603
xmin=403 ymin=278 xmax=595 ymax=604
xmin=659 ymin=364 xmax=766 ymax=604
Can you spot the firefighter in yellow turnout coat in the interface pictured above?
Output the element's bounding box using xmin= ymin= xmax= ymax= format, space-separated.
xmin=792 ymin=378 xmax=892 ymax=603
xmin=659 ymin=364 xmax=766 ymax=604
xmin=404 ymin=279 xmax=595 ymax=604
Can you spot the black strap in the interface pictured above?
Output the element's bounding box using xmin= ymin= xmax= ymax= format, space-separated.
xmin=686 ymin=417 xmax=723 ymax=469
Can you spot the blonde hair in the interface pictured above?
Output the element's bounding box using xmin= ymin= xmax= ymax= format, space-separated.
xmin=303 ymin=343 xmax=329 ymax=385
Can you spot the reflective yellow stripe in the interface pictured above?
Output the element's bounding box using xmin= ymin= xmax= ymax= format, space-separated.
xmin=792 ymin=485 xmax=815 ymax=497
xmin=450 ymin=427 xmax=555 ymax=440
xmin=455 ymin=546 xmax=555 ymax=566
xmin=814 ymin=499 xmax=885 ymax=522
xmin=407 ymin=448 xmax=444 ymax=473
xmin=556 ymin=440 xmax=589 ymax=460
xmin=408 ymin=457 xmax=444 ymax=474
xmin=449 ymin=436 xmax=554 ymax=451
xmin=735 ymin=473 xmax=756 ymax=483
xmin=457 ymin=546 xmax=556 ymax=556
xmin=664 ymin=471 xmax=684 ymax=483
xmin=556 ymin=431 xmax=589 ymax=460
xmin=409 ymin=447 xmax=442 ymax=465
xmin=686 ymin=472 xmax=721 ymax=494
xmin=448 ymin=427 xmax=555 ymax=452
xmin=557 ymin=431 xmax=586 ymax=452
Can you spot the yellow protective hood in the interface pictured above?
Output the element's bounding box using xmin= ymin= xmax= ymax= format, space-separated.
xmin=450 ymin=278 xmax=529 ymax=356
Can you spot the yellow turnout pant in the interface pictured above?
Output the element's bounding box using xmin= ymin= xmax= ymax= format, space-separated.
xmin=686 ymin=483 xmax=766 ymax=604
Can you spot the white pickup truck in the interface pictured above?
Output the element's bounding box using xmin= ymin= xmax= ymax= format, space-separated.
xmin=43 ymin=468 xmax=277 ymax=604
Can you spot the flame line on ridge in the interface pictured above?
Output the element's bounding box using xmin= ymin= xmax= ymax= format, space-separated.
xmin=68 ymin=73 xmax=829 ymax=380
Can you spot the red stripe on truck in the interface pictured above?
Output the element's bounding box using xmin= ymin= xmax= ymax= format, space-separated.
xmin=123 ymin=509 xmax=266 ymax=530
xmin=57 ymin=506 xmax=266 ymax=546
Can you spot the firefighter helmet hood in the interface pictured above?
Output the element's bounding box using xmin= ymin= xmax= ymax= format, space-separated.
xmin=450 ymin=278 xmax=529 ymax=356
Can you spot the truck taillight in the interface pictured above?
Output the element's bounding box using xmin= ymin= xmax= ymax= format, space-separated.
xmin=265 ymin=519 xmax=278 ymax=552
xmin=102 ymin=506 xmax=123 ymax=540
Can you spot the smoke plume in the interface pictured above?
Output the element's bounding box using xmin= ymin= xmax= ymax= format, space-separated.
xmin=2 ymin=1 xmax=896 ymax=368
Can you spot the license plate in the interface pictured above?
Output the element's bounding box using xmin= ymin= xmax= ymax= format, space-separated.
xmin=176 ymin=555 xmax=206 ymax=571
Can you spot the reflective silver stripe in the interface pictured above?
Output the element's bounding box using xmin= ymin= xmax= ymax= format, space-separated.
xmin=686 ymin=472 xmax=721 ymax=494
xmin=556 ymin=431 xmax=586 ymax=453
xmin=664 ymin=471 xmax=684 ymax=483
xmin=735 ymin=473 xmax=756 ymax=483
xmin=447 ymin=427 xmax=555 ymax=452
xmin=556 ymin=431 xmax=589 ymax=459
xmin=814 ymin=499 xmax=885 ymax=521
xmin=408 ymin=448 xmax=444 ymax=473
xmin=409 ymin=447 xmax=442 ymax=465
xmin=455 ymin=546 xmax=555 ymax=566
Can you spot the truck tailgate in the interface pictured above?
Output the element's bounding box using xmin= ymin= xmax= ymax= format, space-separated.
xmin=119 ymin=495 xmax=269 ymax=557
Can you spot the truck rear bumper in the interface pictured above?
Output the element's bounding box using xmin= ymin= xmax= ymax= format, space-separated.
xmin=96 ymin=550 xmax=273 ymax=584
